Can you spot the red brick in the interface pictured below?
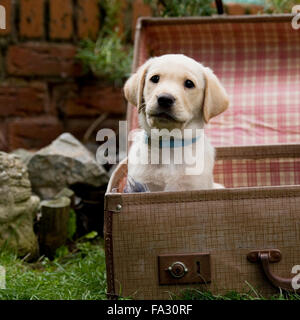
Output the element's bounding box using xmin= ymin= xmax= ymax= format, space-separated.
xmin=0 ymin=51 xmax=4 ymax=78
xmin=117 ymin=0 xmax=128 ymax=38
xmin=20 ymin=0 xmax=44 ymax=38
xmin=249 ymin=5 xmax=264 ymax=14
xmin=132 ymin=0 xmax=151 ymax=37
xmin=0 ymin=123 xmax=8 ymax=151
xmin=6 ymin=43 xmax=81 ymax=77
xmin=51 ymin=83 xmax=76 ymax=115
xmin=77 ymin=0 xmax=100 ymax=40
xmin=225 ymin=4 xmax=245 ymax=15
xmin=8 ymin=116 xmax=63 ymax=150
xmin=64 ymin=116 xmax=125 ymax=142
xmin=50 ymin=0 xmax=73 ymax=39
xmin=0 ymin=81 xmax=48 ymax=117
xmin=53 ymin=84 xmax=126 ymax=117
xmin=64 ymin=118 xmax=94 ymax=141
xmin=0 ymin=0 xmax=12 ymax=36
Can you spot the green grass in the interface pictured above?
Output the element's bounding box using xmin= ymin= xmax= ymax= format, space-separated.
xmin=172 ymin=288 xmax=300 ymax=300
xmin=0 ymin=239 xmax=107 ymax=300
xmin=1 ymin=239 xmax=300 ymax=300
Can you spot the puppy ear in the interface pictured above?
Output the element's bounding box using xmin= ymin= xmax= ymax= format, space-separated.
xmin=202 ymin=67 xmax=229 ymax=123
xmin=124 ymin=59 xmax=153 ymax=110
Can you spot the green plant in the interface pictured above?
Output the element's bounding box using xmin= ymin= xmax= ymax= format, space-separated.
xmin=144 ymin=0 xmax=216 ymax=16
xmin=0 ymin=239 xmax=107 ymax=300
xmin=77 ymin=0 xmax=133 ymax=87
xmin=77 ymin=31 xmax=133 ymax=87
xmin=172 ymin=288 xmax=300 ymax=300
xmin=264 ymin=0 xmax=300 ymax=13
xmin=67 ymin=209 xmax=77 ymax=240
xmin=1 ymin=240 xmax=300 ymax=300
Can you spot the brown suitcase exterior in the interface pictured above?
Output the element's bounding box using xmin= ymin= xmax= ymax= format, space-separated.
xmin=105 ymin=15 xmax=300 ymax=299
xmin=105 ymin=145 xmax=300 ymax=299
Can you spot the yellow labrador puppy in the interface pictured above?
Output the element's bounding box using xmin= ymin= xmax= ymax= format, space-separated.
xmin=124 ymin=54 xmax=229 ymax=192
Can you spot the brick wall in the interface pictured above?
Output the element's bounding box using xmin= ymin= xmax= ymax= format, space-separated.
xmin=0 ymin=0 xmax=262 ymax=152
xmin=0 ymin=0 xmax=152 ymax=152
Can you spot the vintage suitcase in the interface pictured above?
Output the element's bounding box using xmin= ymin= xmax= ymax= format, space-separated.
xmin=104 ymin=13 xmax=300 ymax=299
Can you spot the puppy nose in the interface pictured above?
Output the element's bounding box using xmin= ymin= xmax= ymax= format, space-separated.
xmin=157 ymin=94 xmax=175 ymax=108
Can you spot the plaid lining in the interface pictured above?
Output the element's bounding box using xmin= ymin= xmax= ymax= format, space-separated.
xmin=133 ymin=21 xmax=300 ymax=146
xmin=214 ymin=158 xmax=300 ymax=188
xmin=115 ymin=157 xmax=300 ymax=191
xmin=126 ymin=20 xmax=300 ymax=189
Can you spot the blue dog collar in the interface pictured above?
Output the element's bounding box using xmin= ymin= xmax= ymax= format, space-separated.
xmin=144 ymin=132 xmax=200 ymax=148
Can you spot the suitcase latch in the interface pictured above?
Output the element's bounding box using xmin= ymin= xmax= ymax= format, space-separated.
xmin=167 ymin=261 xmax=188 ymax=279
xmin=158 ymin=253 xmax=211 ymax=285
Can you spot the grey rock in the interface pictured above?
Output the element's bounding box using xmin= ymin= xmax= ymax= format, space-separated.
xmin=27 ymin=133 xmax=109 ymax=199
xmin=0 ymin=152 xmax=39 ymax=258
xmin=11 ymin=149 xmax=34 ymax=165
xmin=54 ymin=187 xmax=75 ymax=200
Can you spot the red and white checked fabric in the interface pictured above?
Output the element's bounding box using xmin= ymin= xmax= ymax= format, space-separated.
xmin=214 ymin=158 xmax=300 ymax=188
xmin=130 ymin=21 xmax=300 ymax=146
xmin=124 ymin=19 xmax=300 ymax=190
xmin=114 ymin=157 xmax=300 ymax=191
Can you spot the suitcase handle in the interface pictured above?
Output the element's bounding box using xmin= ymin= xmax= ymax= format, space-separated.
xmin=247 ymin=249 xmax=300 ymax=292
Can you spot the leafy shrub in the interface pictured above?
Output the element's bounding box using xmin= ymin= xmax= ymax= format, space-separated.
xmin=77 ymin=31 xmax=133 ymax=87
xmin=77 ymin=0 xmax=220 ymax=85
xmin=264 ymin=0 xmax=300 ymax=13
xmin=144 ymin=0 xmax=216 ymax=16
xmin=77 ymin=0 xmax=133 ymax=87
xmin=67 ymin=209 xmax=77 ymax=240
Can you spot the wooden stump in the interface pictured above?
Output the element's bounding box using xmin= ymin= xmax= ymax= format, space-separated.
xmin=38 ymin=196 xmax=71 ymax=258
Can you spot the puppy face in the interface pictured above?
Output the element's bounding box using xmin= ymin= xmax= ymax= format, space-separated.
xmin=124 ymin=54 xmax=229 ymax=131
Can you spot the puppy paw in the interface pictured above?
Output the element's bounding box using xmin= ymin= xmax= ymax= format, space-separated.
xmin=124 ymin=176 xmax=150 ymax=193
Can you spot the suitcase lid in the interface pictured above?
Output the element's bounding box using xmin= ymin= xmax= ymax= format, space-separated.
xmin=127 ymin=15 xmax=300 ymax=147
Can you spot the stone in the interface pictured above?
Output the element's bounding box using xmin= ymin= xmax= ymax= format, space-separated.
xmin=54 ymin=187 xmax=75 ymax=200
xmin=54 ymin=187 xmax=75 ymax=207
xmin=27 ymin=133 xmax=109 ymax=199
xmin=12 ymin=148 xmax=34 ymax=164
xmin=0 ymin=152 xmax=39 ymax=259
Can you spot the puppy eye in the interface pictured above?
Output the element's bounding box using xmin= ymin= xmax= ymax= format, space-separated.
xmin=184 ymin=79 xmax=195 ymax=89
xmin=150 ymin=75 xmax=160 ymax=83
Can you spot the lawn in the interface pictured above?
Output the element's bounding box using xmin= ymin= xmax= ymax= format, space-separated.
xmin=173 ymin=288 xmax=300 ymax=300
xmin=0 ymin=238 xmax=107 ymax=300
xmin=0 ymin=238 xmax=299 ymax=300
